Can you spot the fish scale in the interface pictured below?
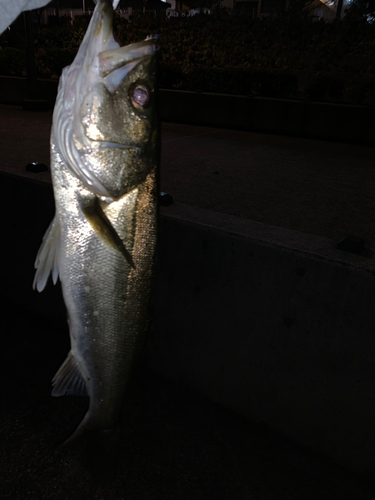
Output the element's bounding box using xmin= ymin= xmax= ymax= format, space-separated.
xmin=33 ymin=0 xmax=159 ymax=453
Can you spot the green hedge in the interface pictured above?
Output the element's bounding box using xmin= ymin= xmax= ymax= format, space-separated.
xmin=1 ymin=9 xmax=375 ymax=104
xmin=159 ymin=64 xmax=299 ymax=98
xmin=0 ymin=47 xmax=26 ymax=77
xmin=35 ymin=47 xmax=76 ymax=79
xmin=1 ymin=45 xmax=373 ymax=104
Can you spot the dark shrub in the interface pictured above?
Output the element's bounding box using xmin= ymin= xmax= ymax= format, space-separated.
xmin=0 ymin=47 xmax=26 ymax=77
xmin=35 ymin=48 xmax=76 ymax=79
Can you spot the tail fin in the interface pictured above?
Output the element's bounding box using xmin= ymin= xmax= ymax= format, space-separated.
xmin=86 ymin=427 xmax=121 ymax=484
xmin=61 ymin=421 xmax=121 ymax=484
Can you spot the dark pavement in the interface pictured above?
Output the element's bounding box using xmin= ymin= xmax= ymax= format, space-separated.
xmin=1 ymin=104 xmax=375 ymax=498
xmin=1 ymin=298 xmax=374 ymax=500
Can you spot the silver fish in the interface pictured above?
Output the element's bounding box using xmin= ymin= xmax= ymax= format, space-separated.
xmin=33 ymin=0 xmax=159 ymax=447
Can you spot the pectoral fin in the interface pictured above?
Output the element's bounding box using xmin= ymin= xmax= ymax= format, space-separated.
xmin=82 ymin=197 xmax=135 ymax=268
xmin=33 ymin=216 xmax=61 ymax=292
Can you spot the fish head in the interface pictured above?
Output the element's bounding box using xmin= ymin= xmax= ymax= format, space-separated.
xmin=53 ymin=0 xmax=159 ymax=201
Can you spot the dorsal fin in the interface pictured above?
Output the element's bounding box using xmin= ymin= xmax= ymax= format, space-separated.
xmin=52 ymin=351 xmax=87 ymax=397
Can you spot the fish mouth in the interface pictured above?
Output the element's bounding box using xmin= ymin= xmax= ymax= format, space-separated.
xmin=99 ymin=37 xmax=157 ymax=93
xmin=95 ymin=2 xmax=157 ymax=93
xmin=99 ymin=37 xmax=157 ymax=78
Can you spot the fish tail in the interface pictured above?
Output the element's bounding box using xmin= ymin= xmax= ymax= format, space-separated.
xmin=60 ymin=418 xmax=88 ymax=447
xmin=85 ymin=427 xmax=121 ymax=484
xmin=62 ymin=420 xmax=121 ymax=484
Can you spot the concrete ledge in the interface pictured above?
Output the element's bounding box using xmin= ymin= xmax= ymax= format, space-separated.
xmin=2 ymin=169 xmax=375 ymax=477
xmin=1 ymin=76 xmax=374 ymax=144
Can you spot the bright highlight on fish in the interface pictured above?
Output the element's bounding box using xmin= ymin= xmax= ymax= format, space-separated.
xmin=33 ymin=0 xmax=159 ymax=451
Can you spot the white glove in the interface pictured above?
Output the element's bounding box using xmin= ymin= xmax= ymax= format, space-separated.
xmin=0 ymin=0 xmax=52 ymax=35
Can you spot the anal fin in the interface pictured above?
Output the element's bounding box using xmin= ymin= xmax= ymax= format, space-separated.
xmin=52 ymin=351 xmax=87 ymax=397
xmin=33 ymin=216 xmax=61 ymax=292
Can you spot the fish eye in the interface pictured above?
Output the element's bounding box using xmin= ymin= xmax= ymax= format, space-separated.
xmin=131 ymin=85 xmax=150 ymax=109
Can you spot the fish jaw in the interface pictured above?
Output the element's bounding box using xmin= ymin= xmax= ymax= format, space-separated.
xmin=52 ymin=0 xmax=158 ymax=200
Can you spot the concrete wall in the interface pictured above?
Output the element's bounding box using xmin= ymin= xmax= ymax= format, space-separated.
xmin=2 ymin=171 xmax=375 ymax=477
xmin=1 ymin=76 xmax=374 ymax=144
xmin=159 ymin=90 xmax=375 ymax=144
xmin=0 ymin=76 xmax=58 ymax=108
xmin=147 ymin=203 xmax=375 ymax=478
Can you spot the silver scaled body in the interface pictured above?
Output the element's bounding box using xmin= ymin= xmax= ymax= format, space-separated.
xmin=34 ymin=0 xmax=158 ymax=440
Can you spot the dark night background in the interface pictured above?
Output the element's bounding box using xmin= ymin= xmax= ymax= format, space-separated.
xmin=1 ymin=0 xmax=375 ymax=498
xmin=2 ymin=0 xmax=375 ymax=103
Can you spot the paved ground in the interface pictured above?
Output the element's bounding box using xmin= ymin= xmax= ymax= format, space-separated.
xmin=1 ymin=104 xmax=375 ymax=498
xmin=1 ymin=298 xmax=374 ymax=500
xmin=1 ymin=103 xmax=375 ymax=247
